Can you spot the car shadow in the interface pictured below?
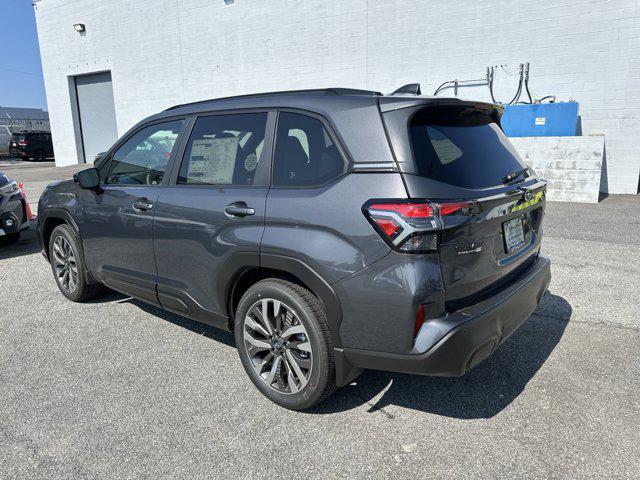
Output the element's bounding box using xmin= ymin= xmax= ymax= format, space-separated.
xmin=89 ymin=287 xmax=569 ymax=419
xmin=0 ymin=228 xmax=43 ymax=260
xmin=309 ymin=292 xmax=571 ymax=419
xmin=89 ymin=290 xmax=236 ymax=348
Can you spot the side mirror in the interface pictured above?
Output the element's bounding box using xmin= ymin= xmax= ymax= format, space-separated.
xmin=74 ymin=167 xmax=100 ymax=190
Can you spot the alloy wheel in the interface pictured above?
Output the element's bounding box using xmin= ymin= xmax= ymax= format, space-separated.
xmin=52 ymin=236 xmax=78 ymax=293
xmin=243 ymin=298 xmax=313 ymax=394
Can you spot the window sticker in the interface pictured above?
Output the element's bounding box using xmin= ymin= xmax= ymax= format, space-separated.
xmin=427 ymin=126 xmax=463 ymax=165
xmin=187 ymin=137 xmax=239 ymax=184
xmin=244 ymin=153 xmax=258 ymax=172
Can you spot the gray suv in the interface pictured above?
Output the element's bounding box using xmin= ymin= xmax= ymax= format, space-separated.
xmin=38 ymin=88 xmax=551 ymax=410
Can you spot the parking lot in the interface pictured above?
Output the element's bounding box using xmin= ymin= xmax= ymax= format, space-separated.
xmin=1 ymin=160 xmax=639 ymax=479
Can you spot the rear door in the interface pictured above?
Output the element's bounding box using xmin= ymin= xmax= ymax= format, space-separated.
xmin=383 ymin=102 xmax=546 ymax=308
xmin=153 ymin=110 xmax=275 ymax=328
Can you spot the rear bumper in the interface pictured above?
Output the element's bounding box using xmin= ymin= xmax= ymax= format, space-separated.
xmin=343 ymin=255 xmax=551 ymax=376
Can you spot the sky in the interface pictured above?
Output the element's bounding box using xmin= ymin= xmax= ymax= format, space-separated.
xmin=0 ymin=0 xmax=48 ymax=110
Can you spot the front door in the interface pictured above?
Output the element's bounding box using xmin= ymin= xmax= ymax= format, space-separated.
xmin=153 ymin=111 xmax=274 ymax=328
xmin=78 ymin=119 xmax=185 ymax=304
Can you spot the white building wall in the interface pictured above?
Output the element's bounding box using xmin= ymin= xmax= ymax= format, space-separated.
xmin=34 ymin=0 xmax=640 ymax=194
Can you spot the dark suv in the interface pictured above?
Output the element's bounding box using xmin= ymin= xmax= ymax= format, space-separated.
xmin=10 ymin=131 xmax=54 ymax=161
xmin=38 ymin=88 xmax=550 ymax=410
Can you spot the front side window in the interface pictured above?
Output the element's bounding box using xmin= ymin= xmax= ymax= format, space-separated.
xmin=272 ymin=112 xmax=346 ymax=187
xmin=178 ymin=113 xmax=268 ymax=185
xmin=105 ymin=119 xmax=184 ymax=186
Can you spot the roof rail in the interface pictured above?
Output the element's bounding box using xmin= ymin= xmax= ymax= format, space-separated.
xmin=164 ymin=88 xmax=382 ymax=111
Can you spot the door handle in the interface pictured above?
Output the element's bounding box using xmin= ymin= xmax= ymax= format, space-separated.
xmin=132 ymin=199 xmax=154 ymax=212
xmin=225 ymin=202 xmax=255 ymax=218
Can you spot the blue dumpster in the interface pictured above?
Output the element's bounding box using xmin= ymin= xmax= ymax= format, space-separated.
xmin=501 ymin=102 xmax=579 ymax=137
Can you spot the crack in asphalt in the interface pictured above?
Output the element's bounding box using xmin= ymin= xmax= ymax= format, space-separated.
xmin=532 ymin=312 xmax=640 ymax=332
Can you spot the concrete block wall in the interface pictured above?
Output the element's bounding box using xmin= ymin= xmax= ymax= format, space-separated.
xmin=34 ymin=0 xmax=640 ymax=194
xmin=511 ymin=136 xmax=605 ymax=203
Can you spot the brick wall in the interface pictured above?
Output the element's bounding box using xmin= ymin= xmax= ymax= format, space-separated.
xmin=34 ymin=0 xmax=640 ymax=194
xmin=511 ymin=136 xmax=605 ymax=203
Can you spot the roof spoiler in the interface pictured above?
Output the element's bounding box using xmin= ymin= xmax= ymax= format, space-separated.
xmin=391 ymin=83 xmax=421 ymax=95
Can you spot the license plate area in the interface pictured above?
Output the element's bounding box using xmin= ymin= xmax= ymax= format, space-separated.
xmin=502 ymin=216 xmax=526 ymax=253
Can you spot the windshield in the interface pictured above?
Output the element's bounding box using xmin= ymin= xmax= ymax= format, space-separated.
xmin=409 ymin=107 xmax=526 ymax=189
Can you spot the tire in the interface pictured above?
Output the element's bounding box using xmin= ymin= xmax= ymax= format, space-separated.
xmin=0 ymin=232 xmax=20 ymax=245
xmin=49 ymin=224 xmax=103 ymax=302
xmin=234 ymin=279 xmax=336 ymax=410
xmin=34 ymin=150 xmax=46 ymax=162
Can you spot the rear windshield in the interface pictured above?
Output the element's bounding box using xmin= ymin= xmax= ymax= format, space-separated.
xmin=409 ymin=106 xmax=525 ymax=189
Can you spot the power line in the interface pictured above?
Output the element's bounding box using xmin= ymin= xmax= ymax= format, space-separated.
xmin=0 ymin=67 xmax=43 ymax=77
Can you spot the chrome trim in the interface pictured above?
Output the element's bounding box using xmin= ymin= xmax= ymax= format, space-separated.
xmin=499 ymin=231 xmax=537 ymax=266
xmin=351 ymin=162 xmax=398 ymax=172
xmin=476 ymin=180 xmax=547 ymax=203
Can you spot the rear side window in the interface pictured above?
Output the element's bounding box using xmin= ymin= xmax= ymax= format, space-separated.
xmin=409 ymin=107 xmax=525 ymax=189
xmin=178 ymin=113 xmax=268 ymax=186
xmin=272 ymin=112 xmax=346 ymax=187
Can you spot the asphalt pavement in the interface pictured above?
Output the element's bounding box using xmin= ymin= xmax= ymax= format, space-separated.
xmin=0 ymin=158 xmax=86 ymax=214
xmin=1 ymin=162 xmax=638 ymax=479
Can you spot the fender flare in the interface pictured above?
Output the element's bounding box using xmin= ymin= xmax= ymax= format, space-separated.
xmin=38 ymin=209 xmax=80 ymax=256
xmin=38 ymin=209 xmax=97 ymax=284
xmin=238 ymin=254 xmax=360 ymax=386
xmin=231 ymin=253 xmax=344 ymax=349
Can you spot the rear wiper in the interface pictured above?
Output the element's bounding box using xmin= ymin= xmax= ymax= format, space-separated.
xmin=502 ymin=167 xmax=530 ymax=185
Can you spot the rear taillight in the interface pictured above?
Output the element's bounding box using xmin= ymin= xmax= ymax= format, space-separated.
xmin=363 ymin=199 xmax=475 ymax=253
xmin=18 ymin=140 xmax=27 ymax=146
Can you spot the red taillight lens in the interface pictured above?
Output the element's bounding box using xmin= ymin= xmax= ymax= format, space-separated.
xmin=413 ymin=304 xmax=425 ymax=337
xmin=369 ymin=203 xmax=433 ymax=218
xmin=439 ymin=201 xmax=474 ymax=217
xmin=18 ymin=140 xmax=27 ymax=146
xmin=374 ymin=218 xmax=401 ymax=238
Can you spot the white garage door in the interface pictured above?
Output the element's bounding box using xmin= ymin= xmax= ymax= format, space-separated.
xmin=75 ymin=71 xmax=118 ymax=163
